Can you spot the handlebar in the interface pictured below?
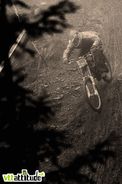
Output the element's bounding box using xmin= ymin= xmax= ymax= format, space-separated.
xmin=68 ymin=52 xmax=93 ymax=63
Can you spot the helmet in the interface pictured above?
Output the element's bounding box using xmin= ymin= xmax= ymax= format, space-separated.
xmin=69 ymin=29 xmax=81 ymax=47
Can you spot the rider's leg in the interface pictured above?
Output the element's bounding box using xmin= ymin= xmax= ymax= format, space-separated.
xmin=92 ymin=43 xmax=111 ymax=80
xmin=101 ymin=71 xmax=112 ymax=82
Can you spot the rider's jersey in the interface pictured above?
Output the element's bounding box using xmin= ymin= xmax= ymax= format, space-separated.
xmin=63 ymin=31 xmax=101 ymax=59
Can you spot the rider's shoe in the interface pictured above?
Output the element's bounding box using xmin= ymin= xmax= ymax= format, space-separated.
xmin=102 ymin=72 xmax=112 ymax=82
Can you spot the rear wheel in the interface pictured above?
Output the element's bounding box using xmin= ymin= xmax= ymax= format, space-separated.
xmin=84 ymin=77 xmax=102 ymax=111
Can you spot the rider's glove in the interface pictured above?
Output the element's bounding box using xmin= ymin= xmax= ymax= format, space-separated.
xmin=90 ymin=45 xmax=97 ymax=53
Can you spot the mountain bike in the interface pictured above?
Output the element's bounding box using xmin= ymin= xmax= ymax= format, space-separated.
xmin=72 ymin=52 xmax=112 ymax=111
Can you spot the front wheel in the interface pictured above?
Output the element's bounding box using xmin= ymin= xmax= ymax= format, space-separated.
xmin=84 ymin=77 xmax=102 ymax=111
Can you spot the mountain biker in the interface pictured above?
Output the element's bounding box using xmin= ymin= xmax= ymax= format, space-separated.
xmin=63 ymin=29 xmax=109 ymax=80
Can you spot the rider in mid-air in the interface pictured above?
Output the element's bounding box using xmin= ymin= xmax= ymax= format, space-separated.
xmin=63 ymin=29 xmax=109 ymax=80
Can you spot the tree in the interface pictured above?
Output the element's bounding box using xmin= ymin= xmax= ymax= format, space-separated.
xmin=0 ymin=0 xmax=79 ymax=182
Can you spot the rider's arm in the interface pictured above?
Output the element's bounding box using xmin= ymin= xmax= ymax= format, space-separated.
xmin=91 ymin=36 xmax=101 ymax=49
xmin=63 ymin=39 xmax=74 ymax=61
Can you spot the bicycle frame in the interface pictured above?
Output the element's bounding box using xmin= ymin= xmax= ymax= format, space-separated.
xmin=76 ymin=55 xmax=102 ymax=111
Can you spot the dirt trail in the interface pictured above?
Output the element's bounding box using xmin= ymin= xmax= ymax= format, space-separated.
xmin=12 ymin=0 xmax=122 ymax=183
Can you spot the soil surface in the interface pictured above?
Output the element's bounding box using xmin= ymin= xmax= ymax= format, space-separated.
xmin=10 ymin=0 xmax=122 ymax=183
